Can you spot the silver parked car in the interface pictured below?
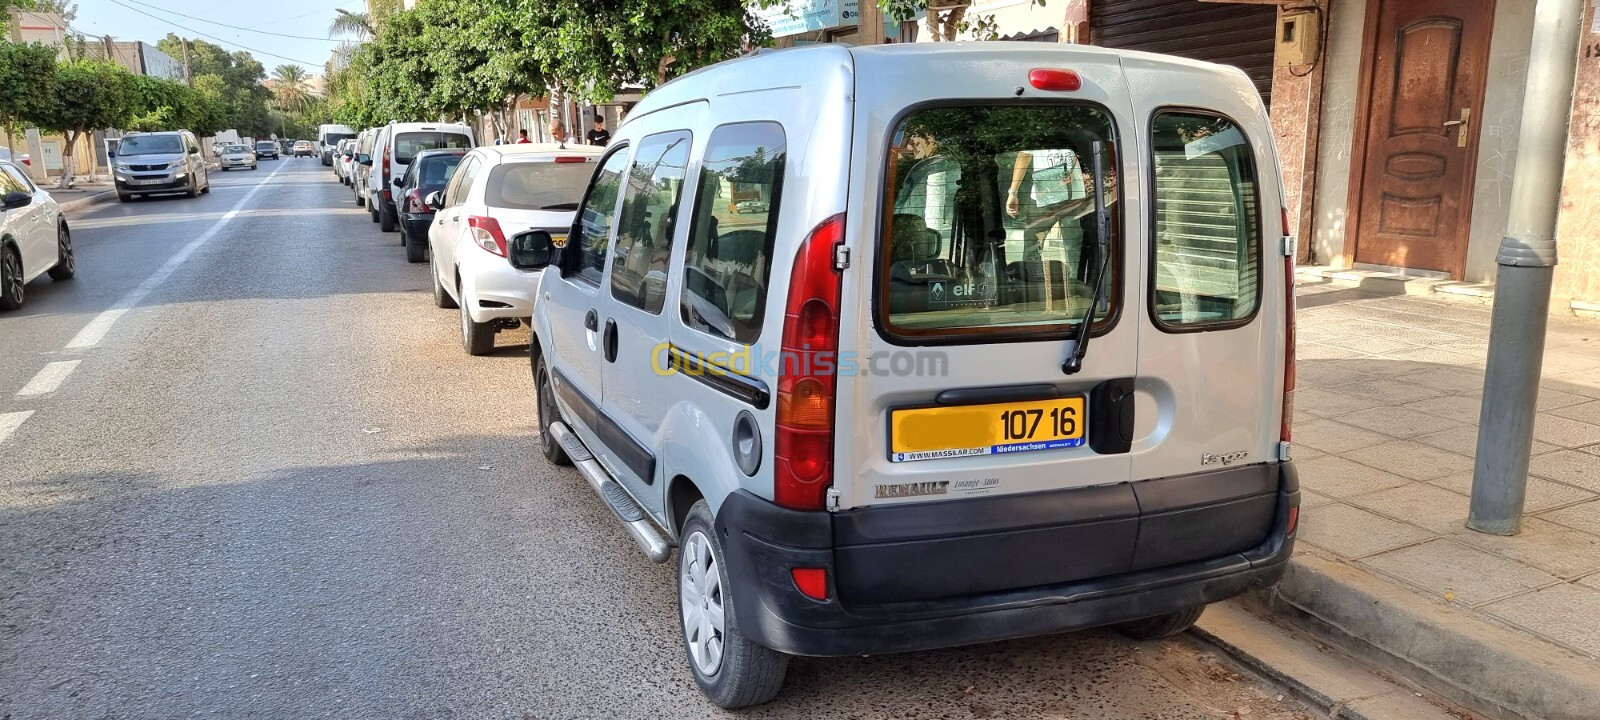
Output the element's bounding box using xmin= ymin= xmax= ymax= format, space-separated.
xmin=521 ymin=43 xmax=1299 ymax=708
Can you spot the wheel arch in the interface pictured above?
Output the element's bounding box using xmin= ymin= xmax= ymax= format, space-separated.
xmin=667 ymin=474 xmax=706 ymax=538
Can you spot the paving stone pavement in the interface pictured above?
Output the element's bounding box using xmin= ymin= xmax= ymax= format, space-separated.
xmin=1293 ymin=282 xmax=1600 ymax=665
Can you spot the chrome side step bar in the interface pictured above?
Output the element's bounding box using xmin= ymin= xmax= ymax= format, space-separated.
xmin=548 ymin=421 xmax=670 ymax=563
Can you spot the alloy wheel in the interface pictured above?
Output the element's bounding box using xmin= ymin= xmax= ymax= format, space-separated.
xmin=3 ymin=250 xmax=22 ymax=305
xmin=58 ymin=227 xmax=74 ymax=274
xmin=680 ymin=531 xmax=726 ymax=676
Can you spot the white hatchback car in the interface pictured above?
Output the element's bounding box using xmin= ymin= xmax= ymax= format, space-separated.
xmin=426 ymin=143 xmax=602 ymax=354
xmin=0 ymin=160 xmax=73 ymax=310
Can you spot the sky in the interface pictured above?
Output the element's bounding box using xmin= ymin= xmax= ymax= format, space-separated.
xmin=68 ymin=0 xmax=364 ymax=73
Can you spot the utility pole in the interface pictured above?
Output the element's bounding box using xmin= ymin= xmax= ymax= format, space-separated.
xmin=182 ymin=38 xmax=192 ymax=87
xmin=1469 ymin=0 xmax=1585 ymax=535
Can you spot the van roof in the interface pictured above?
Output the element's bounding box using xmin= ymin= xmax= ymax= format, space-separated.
xmin=626 ymin=41 xmax=1252 ymax=124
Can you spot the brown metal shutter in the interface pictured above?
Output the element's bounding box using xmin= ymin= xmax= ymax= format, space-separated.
xmin=1091 ymin=0 xmax=1278 ymax=104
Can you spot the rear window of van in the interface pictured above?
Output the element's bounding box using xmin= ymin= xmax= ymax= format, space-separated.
xmin=880 ymin=104 xmax=1120 ymax=340
xmin=395 ymin=132 xmax=472 ymax=163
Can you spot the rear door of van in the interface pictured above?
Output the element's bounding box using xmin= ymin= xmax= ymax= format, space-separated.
xmin=1119 ymin=56 xmax=1286 ymax=486
xmin=835 ymin=45 xmax=1144 ymax=511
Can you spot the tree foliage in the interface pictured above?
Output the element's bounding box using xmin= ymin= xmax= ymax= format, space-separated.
xmin=878 ymin=0 xmax=1044 ymax=41
xmin=329 ymin=0 xmax=768 ymax=127
xmin=125 ymin=74 xmax=225 ymax=135
xmin=0 ymin=40 xmax=58 ymax=138
xmin=155 ymin=34 xmax=275 ymax=135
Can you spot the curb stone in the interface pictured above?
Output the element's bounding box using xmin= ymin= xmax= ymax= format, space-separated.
xmin=1248 ymin=554 xmax=1600 ymax=720
xmin=1193 ymin=601 xmax=1463 ymax=720
xmin=57 ymin=189 xmax=117 ymax=213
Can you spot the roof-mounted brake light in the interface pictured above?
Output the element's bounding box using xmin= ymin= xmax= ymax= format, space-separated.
xmin=1029 ymin=69 xmax=1082 ymax=92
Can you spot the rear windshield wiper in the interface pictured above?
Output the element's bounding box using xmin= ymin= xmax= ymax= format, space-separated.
xmin=1062 ymin=140 xmax=1112 ymax=376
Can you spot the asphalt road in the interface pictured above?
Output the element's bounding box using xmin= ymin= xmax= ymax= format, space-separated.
xmin=0 ymin=159 xmax=1313 ymax=719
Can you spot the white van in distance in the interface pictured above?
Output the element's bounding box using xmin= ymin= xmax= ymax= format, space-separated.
xmin=515 ymin=42 xmax=1299 ymax=708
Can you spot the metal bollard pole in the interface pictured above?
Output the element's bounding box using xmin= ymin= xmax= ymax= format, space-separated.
xmin=1468 ymin=0 xmax=1585 ymax=535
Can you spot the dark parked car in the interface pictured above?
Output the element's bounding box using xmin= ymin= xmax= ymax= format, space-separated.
xmin=396 ymin=148 xmax=466 ymax=263
xmin=255 ymin=140 xmax=279 ymax=160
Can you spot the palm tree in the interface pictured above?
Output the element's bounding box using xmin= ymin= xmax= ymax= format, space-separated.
xmin=271 ymin=64 xmax=312 ymax=112
xmin=329 ymin=0 xmax=397 ymax=40
xmin=328 ymin=9 xmax=375 ymax=40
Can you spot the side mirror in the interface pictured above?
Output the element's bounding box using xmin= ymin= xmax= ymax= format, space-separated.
xmin=107 ymin=150 xmax=116 ymax=158
xmin=508 ymin=230 xmax=555 ymax=270
xmin=424 ymin=191 xmax=444 ymax=210
xmin=357 ymin=154 xmax=372 ymax=165
xmin=391 ymin=177 xmax=404 ymax=187
xmin=2 ymin=191 xmax=31 ymax=210
xmin=189 ymin=147 xmax=200 ymax=155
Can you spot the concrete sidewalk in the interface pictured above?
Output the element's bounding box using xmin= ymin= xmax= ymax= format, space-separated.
xmin=1275 ymin=279 xmax=1600 ymax=720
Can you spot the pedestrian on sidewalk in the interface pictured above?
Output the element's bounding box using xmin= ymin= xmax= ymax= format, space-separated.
xmin=517 ymin=130 xmax=532 ymax=144
xmin=587 ymin=117 xmax=611 ymax=147
xmin=548 ymin=119 xmax=570 ymax=147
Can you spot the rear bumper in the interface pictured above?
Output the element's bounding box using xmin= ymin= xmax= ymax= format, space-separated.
xmin=715 ymin=462 xmax=1298 ymax=657
xmin=400 ymin=212 xmax=434 ymax=238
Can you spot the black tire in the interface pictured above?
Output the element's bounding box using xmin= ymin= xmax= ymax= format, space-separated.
xmin=185 ymin=178 xmax=199 ymax=198
xmin=200 ymin=177 xmax=210 ymax=194
xmin=355 ymin=190 xmax=365 ymax=207
xmin=380 ymin=204 xmax=396 ymax=233
xmin=533 ymin=352 xmax=571 ymax=466
xmin=221 ymin=167 xmax=229 ymax=172
xmin=117 ymin=193 xmax=131 ymax=203
xmin=404 ymin=229 xmax=427 ymax=263
xmin=0 ymin=245 xmax=23 ymax=310
xmin=1111 ymin=605 xmax=1207 ymax=641
xmin=369 ymin=202 xmax=380 ymax=223
xmin=47 ymin=223 xmax=75 ymax=281
xmin=678 ymin=500 xmax=788 ymax=708
xmin=460 ymin=289 xmax=496 ymax=356
xmin=431 ymin=254 xmax=457 ymax=309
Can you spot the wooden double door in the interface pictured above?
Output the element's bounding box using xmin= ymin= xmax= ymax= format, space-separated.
xmin=1351 ymin=0 xmax=1494 ymax=278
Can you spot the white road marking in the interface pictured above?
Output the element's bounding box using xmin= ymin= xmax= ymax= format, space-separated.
xmin=65 ymin=162 xmax=291 ymax=350
xmin=16 ymin=361 xmax=81 ymax=397
xmin=0 ymin=411 xmax=33 ymax=444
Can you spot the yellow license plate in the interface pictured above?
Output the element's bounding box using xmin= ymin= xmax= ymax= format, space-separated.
xmin=889 ymin=397 xmax=1086 ymax=463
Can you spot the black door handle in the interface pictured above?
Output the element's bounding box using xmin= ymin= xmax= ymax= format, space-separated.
xmin=603 ymin=319 xmax=618 ymax=363
xmin=584 ymin=309 xmax=598 ymax=331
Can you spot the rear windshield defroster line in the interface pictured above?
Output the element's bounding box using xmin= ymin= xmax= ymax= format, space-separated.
xmin=876 ymin=102 xmax=1124 ymax=345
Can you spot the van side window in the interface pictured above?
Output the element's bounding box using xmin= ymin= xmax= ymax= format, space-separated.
xmin=679 ymin=122 xmax=786 ymax=344
xmin=880 ymin=105 xmax=1120 ymax=339
xmin=1150 ymin=111 xmax=1261 ymax=328
xmin=610 ymin=131 xmax=691 ymax=314
xmin=574 ymin=147 xmax=632 ymax=286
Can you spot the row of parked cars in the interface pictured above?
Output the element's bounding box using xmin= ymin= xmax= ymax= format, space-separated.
xmin=322 ymin=44 xmax=1299 ymax=711
xmin=329 ymin=121 xmax=600 ymax=355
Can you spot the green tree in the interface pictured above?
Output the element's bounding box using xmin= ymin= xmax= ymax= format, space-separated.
xmin=270 ymin=64 xmax=312 ymax=113
xmin=125 ymin=75 xmax=225 ymax=136
xmin=876 ymin=0 xmax=1044 ymax=41
xmin=36 ymin=60 xmax=131 ymax=188
xmin=155 ymin=34 xmax=274 ymax=135
xmin=0 ymin=40 xmax=57 ymax=158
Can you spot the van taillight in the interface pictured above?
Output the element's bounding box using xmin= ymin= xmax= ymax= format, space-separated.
xmin=1282 ymin=207 xmax=1296 ymax=444
xmin=774 ymin=213 xmax=845 ymax=511
xmin=381 ymin=144 xmax=392 ymax=200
